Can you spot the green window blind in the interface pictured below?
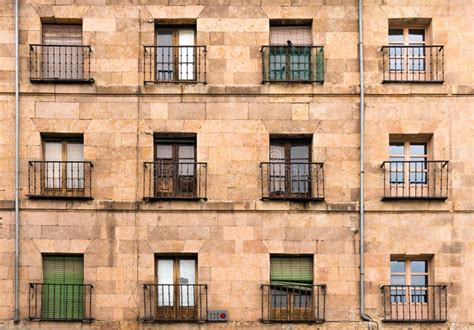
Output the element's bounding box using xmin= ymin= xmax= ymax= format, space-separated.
xmin=270 ymin=256 xmax=313 ymax=286
xmin=42 ymin=255 xmax=84 ymax=320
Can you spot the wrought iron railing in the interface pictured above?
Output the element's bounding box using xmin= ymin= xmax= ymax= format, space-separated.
xmin=29 ymin=44 xmax=93 ymax=83
xmin=261 ymin=46 xmax=324 ymax=83
xmin=143 ymin=46 xmax=207 ymax=84
xmin=260 ymin=162 xmax=324 ymax=201
xmin=143 ymin=161 xmax=207 ymax=200
xmin=381 ymin=285 xmax=447 ymax=322
xmin=29 ymin=283 xmax=94 ymax=322
xmin=141 ymin=284 xmax=208 ymax=322
xmin=381 ymin=160 xmax=448 ymax=200
xmin=381 ymin=45 xmax=444 ymax=83
xmin=28 ymin=161 xmax=93 ymax=199
xmin=261 ymin=284 xmax=326 ymax=323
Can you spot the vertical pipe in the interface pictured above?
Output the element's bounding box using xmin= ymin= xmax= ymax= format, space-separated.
xmin=358 ymin=0 xmax=373 ymax=324
xmin=14 ymin=0 xmax=20 ymax=322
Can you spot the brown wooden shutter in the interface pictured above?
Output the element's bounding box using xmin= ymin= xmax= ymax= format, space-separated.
xmin=270 ymin=26 xmax=312 ymax=46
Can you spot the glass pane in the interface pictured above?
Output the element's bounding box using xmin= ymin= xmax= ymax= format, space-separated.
xmin=411 ymin=275 xmax=428 ymax=286
xmin=409 ymin=29 xmax=425 ymax=44
xmin=156 ymin=31 xmax=173 ymax=81
xmin=179 ymin=259 xmax=196 ymax=306
xmin=156 ymin=144 xmax=172 ymax=160
xmin=271 ymin=288 xmax=288 ymax=308
xmin=178 ymin=145 xmax=194 ymax=159
xmin=269 ymin=47 xmax=287 ymax=81
xmin=178 ymin=30 xmax=195 ymax=80
xmin=157 ymin=259 xmax=174 ymax=306
xmin=411 ymin=260 xmax=428 ymax=273
xmin=178 ymin=145 xmax=195 ymax=176
xmin=390 ymin=260 xmax=405 ymax=273
xmin=293 ymin=289 xmax=312 ymax=308
xmin=290 ymin=163 xmax=310 ymax=194
xmin=66 ymin=143 xmax=84 ymax=189
xmin=270 ymin=144 xmax=285 ymax=161
xmin=390 ymin=275 xmax=406 ymax=286
xmin=410 ymin=143 xmax=427 ymax=156
xmin=290 ymin=47 xmax=310 ymax=81
xmin=290 ymin=145 xmax=309 ymax=161
xmin=388 ymin=29 xmax=404 ymax=43
xmin=389 ymin=143 xmax=405 ymax=156
xmin=44 ymin=142 xmax=62 ymax=189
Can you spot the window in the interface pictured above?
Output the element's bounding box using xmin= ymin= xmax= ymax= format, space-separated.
xmin=42 ymin=135 xmax=84 ymax=192
xmin=42 ymin=255 xmax=85 ymax=320
xmin=156 ymin=256 xmax=197 ymax=319
xmin=269 ymin=256 xmax=314 ymax=321
xmin=41 ymin=24 xmax=84 ymax=80
xmin=390 ymin=259 xmax=429 ymax=304
xmin=268 ymin=24 xmax=314 ymax=81
xmin=389 ymin=28 xmax=426 ymax=72
xmin=154 ymin=135 xmax=197 ymax=198
xmin=269 ymin=137 xmax=312 ymax=198
xmin=389 ymin=140 xmax=428 ymax=184
xmin=156 ymin=26 xmax=196 ymax=81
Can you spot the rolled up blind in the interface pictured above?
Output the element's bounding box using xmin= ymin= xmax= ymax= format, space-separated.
xmin=270 ymin=26 xmax=312 ymax=46
xmin=270 ymin=256 xmax=313 ymax=284
xmin=42 ymin=24 xmax=82 ymax=45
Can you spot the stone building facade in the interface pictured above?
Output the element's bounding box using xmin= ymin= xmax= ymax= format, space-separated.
xmin=0 ymin=0 xmax=473 ymax=329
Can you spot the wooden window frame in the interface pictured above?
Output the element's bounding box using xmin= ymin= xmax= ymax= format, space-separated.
xmin=390 ymin=258 xmax=431 ymax=304
xmin=42 ymin=135 xmax=84 ymax=195
xmin=269 ymin=255 xmax=314 ymax=321
xmin=153 ymin=135 xmax=197 ymax=198
xmin=155 ymin=25 xmax=197 ymax=82
xmin=269 ymin=136 xmax=312 ymax=198
xmin=155 ymin=255 xmax=198 ymax=320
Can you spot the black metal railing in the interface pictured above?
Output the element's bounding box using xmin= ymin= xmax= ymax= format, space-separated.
xmin=141 ymin=284 xmax=208 ymax=322
xmin=261 ymin=46 xmax=324 ymax=83
xmin=381 ymin=45 xmax=444 ymax=83
xmin=381 ymin=160 xmax=448 ymax=200
xmin=381 ymin=285 xmax=447 ymax=322
xmin=29 ymin=283 xmax=94 ymax=322
xmin=29 ymin=44 xmax=93 ymax=83
xmin=28 ymin=161 xmax=93 ymax=200
xmin=143 ymin=46 xmax=206 ymax=84
xmin=143 ymin=161 xmax=207 ymax=200
xmin=261 ymin=284 xmax=326 ymax=323
xmin=260 ymin=162 xmax=324 ymax=201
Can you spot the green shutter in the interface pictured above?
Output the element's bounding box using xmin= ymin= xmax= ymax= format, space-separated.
xmin=42 ymin=255 xmax=84 ymax=320
xmin=270 ymin=256 xmax=313 ymax=286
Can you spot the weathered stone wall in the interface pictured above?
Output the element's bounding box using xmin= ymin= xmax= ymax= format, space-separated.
xmin=0 ymin=0 xmax=472 ymax=329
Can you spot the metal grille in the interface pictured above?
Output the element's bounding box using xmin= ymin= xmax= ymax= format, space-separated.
xmin=261 ymin=284 xmax=326 ymax=323
xmin=262 ymin=46 xmax=324 ymax=83
xmin=143 ymin=161 xmax=207 ymax=200
xmin=260 ymin=162 xmax=324 ymax=201
xmin=381 ymin=285 xmax=447 ymax=322
xmin=141 ymin=284 xmax=208 ymax=322
xmin=29 ymin=44 xmax=93 ymax=83
xmin=29 ymin=283 xmax=94 ymax=322
xmin=381 ymin=160 xmax=448 ymax=200
xmin=143 ymin=46 xmax=206 ymax=84
xmin=381 ymin=45 xmax=444 ymax=83
xmin=28 ymin=161 xmax=93 ymax=199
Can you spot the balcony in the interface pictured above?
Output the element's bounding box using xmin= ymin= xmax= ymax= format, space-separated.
xmin=141 ymin=284 xmax=208 ymax=322
xmin=261 ymin=284 xmax=326 ymax=323
xmin=29 ymin=283 xmax=94 ymax=322
xmin=143 ymin=161 xmax=207 ymax=201
xmin=381 ymin=285 xmax=447 ymax=322
xmin=261 ymin=46 xmax=324 ymax=83
xmin=260 ymin=162 xmax=324 ymax=201
xmin=143 ymin=46 xmax=207 ymax=84
xmin=381 ymin=45 xmax=444 ymax=83
xmin=29 ymin=44 xmax=93 ymax=83
xmin=381 ymin=160 xmax=448 ymax=200
xmin=28 ymin=161 xmax=93 ymax=200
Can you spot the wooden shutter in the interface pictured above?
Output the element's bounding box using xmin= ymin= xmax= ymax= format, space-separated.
xmin=270 ymin=26 xmax=312 ymax=46
xmin=270 ymin=256 xmax=313 ymax=284
xmin=42 ymin=255 xmax=84 ymax=320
